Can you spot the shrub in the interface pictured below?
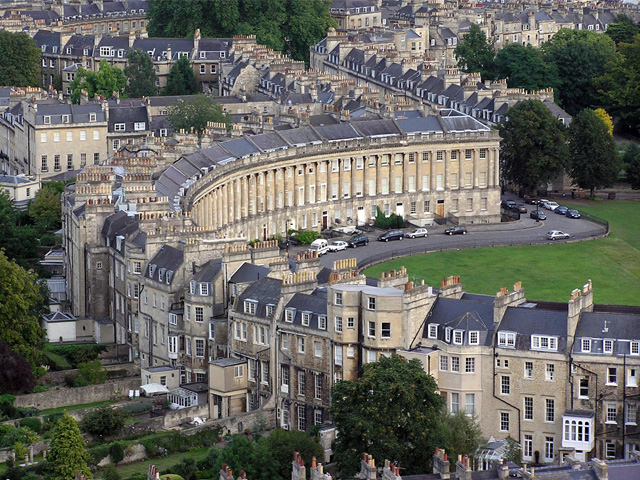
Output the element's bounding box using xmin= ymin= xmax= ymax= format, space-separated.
xmin=373 ymin=206 xmax=404 ymax=230
xmin=89 ymin=444 xmax=111 ymax=465
xmin=103 ymin=465 xmax=121 ymax=480
xmin=121 ymin=403 xmax=152 ymax=415
xmin=46 ymin=344 xmax=108 ymax=368
xmin=20 ymin=418 xmax=42 ymax=434
xmin=69 ymin=360 xmax=107 ymax=387
xmin=32 ymin=384 xmax=50 ymax=393
xmin=43 ymin=351 xmax=72 ymax=371
xmin=294 ymin=230 xmax=320 ymax=245
xmin=80 ymin=406 xmax=127 ymax=438
xmin=109 ymin=442 xmax=125 ymax=465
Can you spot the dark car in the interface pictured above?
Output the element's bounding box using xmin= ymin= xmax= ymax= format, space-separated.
xmin=444 ymin=226 xmax=467 ymax=235
xmin=523 ymin=195 xmax=539 ymax=205
xmin=530 ymin=210 xmax=547 ymax=220
xmin=501 ymin=200 xmax=516 ymax=210
xmin=348 ymin=234 xmax=369 ymax=248
xmin=566 ymin=209 xmax=581 ymax=219
xmin=377 ymin=229 xmax=404 ymax=242
xmin=555 ymin=206 xmax=569 ymax=215
xmin=514 ymin=204 xmax=527 ymax=214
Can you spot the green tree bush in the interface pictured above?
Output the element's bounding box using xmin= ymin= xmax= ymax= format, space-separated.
xmin=330 ymin=355 xmax=445 ymax=476
xmin=435 ymin=412 xmax=483 ymax=464
xmin=0 ymin=31 xmax=41 ymax=86
xmin=109 ymin=442 xmax=125 ymax=465
xmin=373 ymin=206 xmax=404 ymax=230
xmin=605 ymin=14 xmax=640 ymax=45
xmin=0 ymin=340 xmax=35 ymax=394
xmin=165 ymin=56 xmax=198 ymax=96
xmin=454 ymin=24 xmax=496 ymax=80
xmin=46 ymin=414 xmax=92 ymax=480
xmin=494 ymin=43 xmax=557 ymax=91
xmin=70 ymin=360 xmax=108 ymax=387
xmin=103 ymin=465 xmax=121 ymax=480
xmin=499 ymin=99 xmax=568 ymax=194
xmin=623 ymin=143 xmax=640 ymax=189
xmin=167 ymin=95 xmax=230 ymax=140
xmin=80 ymin=406 xmax=127 ymax=438
xmin=294 ymin=230 xmax=320 ymax=245
xmin=0 ymin=191 xmax=39 ymax=267
xmin=19 ymin=418 xmax=42 ymax=435
xmin=28 ymin=182 xmax=64 ymax=231
xmin=70 ymin=60 xmax=127 ymax=104
xmin=124 ymin=49 xmax=159 ymax=98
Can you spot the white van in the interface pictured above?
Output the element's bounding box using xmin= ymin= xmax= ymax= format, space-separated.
xmin=308 ymin=238 xmax=330 ymax=256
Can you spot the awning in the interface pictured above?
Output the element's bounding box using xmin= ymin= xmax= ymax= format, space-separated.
xmin=140 ymin=383 xmax=169 ymax=395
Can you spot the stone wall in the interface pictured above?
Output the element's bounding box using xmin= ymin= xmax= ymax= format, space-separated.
xmin=40 ymin=363 xmax=140 ymax=386
xmin=14 ymin=378 xmax=140 ymax=410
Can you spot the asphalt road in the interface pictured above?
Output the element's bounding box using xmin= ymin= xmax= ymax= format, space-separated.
xmin=289 ymin=200 xmax=607 ymax=270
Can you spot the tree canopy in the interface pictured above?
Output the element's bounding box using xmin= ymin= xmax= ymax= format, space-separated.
xmin=168 ymin=94 xmax=231 ymax=138
xmin=0 ymin=340 xmax=35 ymax=394
xmin=0 ymin=191 xmax=39 ymax=267
xmin=0 ymin=250 xmax=47 ymax=370
xmin=147 ymin=0 xmax=335 ymax=64
xmin=70 ymin=59 xmax=127 ymax=104
xmin=330 ymin=355 xmax=445 ymax=476
xmin=495 ymin=43 xmax=557 ymax=91
xmin=454 ymin=24 xmax=496 ymax=81
xmin=124 ymin=49 xmax=159 ymax=98
xmin=542 ymin=29 xmax=618 ymax=115
xmin=165 ymin=56 xmax=198 ymax=96
xmin=29 ymin=181 xmax=65 ymax=231
xmin=595 ymin=34 xmax=640 ymax=135
xmin=80 ymin=406 xmax=127 ymax=438
xmin=605 ymin=14 xmax=640 ymax=45
xmin=0 ymin=31 xmax=41 ymax=87
xmin=623 ymin=143 xmax=640 ymax=190
xmin=499 ymin=99 xmax=568 ymax=194
xmin=567 ymin=108 xmax=620 ymax=197
xmin=47 ymin=414 xmax=92 ymax=480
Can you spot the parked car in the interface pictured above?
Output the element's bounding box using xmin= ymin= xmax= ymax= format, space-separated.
xmin=555 ymin=206 xmax=569 ymax=215
xmin=530 ymin=210 xmax=547 ymax=220
xmin=405 ymin=228 xmax=428 ymax=238
xmin=377 ymin=229 xmax=405 ymax=242
xmin=538 ymin=199 xmax=549 ymax=209
xmin=544 ymin=201 xmax=560 ymax=211
xmin=328 ymin=240 xmax=348 ymax=252
xmin=523 ymin=195 xmax=539 ymax=205
xmin=348 ymin=234 xmax=369 ymax=248
xmin=547 ymin=230 xmax=570 ymax=241
xmin=514 ymin=204 xmax=527 ymax=214
xmin=501 ymin=200 xmax=516 ymax=210
xmin=333 ymin=225 xmax=358 ymax=235
xmin=566 ymin=209 xmax=581 ymax=219
xmin=308 ymin=239 xmax=330 ymax=255
xmin=444 ymin=226 xmax=467 ymax=235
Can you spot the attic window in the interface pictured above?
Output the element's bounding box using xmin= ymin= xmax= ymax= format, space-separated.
xmin=189 ymin=280 xmax=196 ymax=295
xmin=117 ymin=50 xmax=124 ymax=58
xmin=134 ymin=122 xmax=145 ymax=131
xmin=166 ymin=270 xmax=173 ymax=284
xmin=62 ymin=115 xmax=70 ymax=123
xmin=285 ymin=308 xmax=295 ymax=323
xmin=84 ymin=48 xmax=89 ymax=55
xmin=428 ymin=324 xmax=438 ymax=339
xmin=66 ymin=48 xmax=71 ymax=54
xmin=469 ymin=331 xmax=479 ymax=345
xmin=302 ymin=312 xmax=311 ymax=326
xmin=158 ymin=267 xmax=166 ymax=282
xmin=220 ymin=52 xmax=225 ymax=58
xmin=44 ymin=116 xmax=51 ymax=125
xmin=199 ymin=51 xmax=206 ymax=59
xmin=200 ymin=283 xmax=209 ymax=296
xmin=89 ymin=113 xmax=96 ymax=122
xmin=149 ymin=264 xmax=156 ymax=277
xmin=244 ymin=300 xmax=257 ymax=315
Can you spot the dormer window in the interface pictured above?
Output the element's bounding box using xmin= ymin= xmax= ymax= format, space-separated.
xmin=134 ymin=122 xmax=145 ymax=131
xmin=244 ymin=300 xmax=257 ymax=315
xmin=285 ymin=308 xmax=295 ymax=323
xmin=189 ymin=281 xmax=196 ymax=294
xmin=158 ymin=267 xmax=165 ymax=282
xmin=582 ymin=339 xmax=591 ymax=353
xmin=89 ymin=113 xmax=96 ymax=122
xmin=428 ymin=324 xmax=438 ymax=339
xmin=603 ymin=340 xmax=613 ymax=354
xmin=166 ymin=270 xmax=173 ymax=284
xmin=199 ymin=51 xmax=206 ymax=59
xmin=220 ymin=52 xmax=225 ymax=58
xmin=498 ymin=332 xmax=516 ymax=347
xmin=453 ymin=330 xmax=464 ymax=345
xmin=66 ymin=48 xmax=71 ymax=54
xmin=62 ymin=114 xmax=70 ymax=123
xmin=117 ymin=50 xmax=124 ymax=58
xmin=302 ymin=312 xmax=310 ymax=326
xmin=318 ymin=316 xmax=327 ymax=330
xmin=469 ymin=331 xmax=479 ymax=345
xmin=84 ymin=48 xmax=89 ymax=55
xmin=52 ymin=46 xmax=58 ymax=53
xmin=199 ymin=283 xmax=209 ymax=296
xmin=532 ymin=335 xmax=558 ymax=351
xmin=43 ymin=116 xmax=51 ymax=125
xmin=445 ymin=327 xmax=452 ymax=343
xmin=149 ymin=264 xmax=156 ymax=277
xmin=114 ymin=123 xmax=125 ymax=131
xmin=266 ymin=305 xmax=274 ymax=317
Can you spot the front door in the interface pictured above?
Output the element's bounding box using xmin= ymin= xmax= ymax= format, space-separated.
xmin=322 ymin=211 xmax=328 ymax=229
xmin=436 ymin=200 xmax=445 ymax=217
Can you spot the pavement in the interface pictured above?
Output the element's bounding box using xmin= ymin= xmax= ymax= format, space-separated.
xmin=288 ymin=194 xmax=608 ymax=270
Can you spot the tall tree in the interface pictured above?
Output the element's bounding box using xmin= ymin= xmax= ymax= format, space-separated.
xmin=284 ymin=0 xmax=335 ymax=63
xmin=165 ymin=56 xmax=198 ymax=95
xmin=0 ymin=250 xmax=47 ymax=370
xmin=593 ymin=108 xmax=614 ymax=136
xmin=435 ymin=412 xmax=483 ymax=464
xmin=495 ymin=43 xmax=557 ymax=91
xmin=168 ymin=94 xmax=231 ymax=139
xmin=330 ymin=355 xmax=445 ymax=476
xmin=0 ymin=191 xmax=39 ymax=267
xmin=567 ymin=109 xmax=620 ymax=197
xmin=70 ymin=60 xmax=127 ymax=104
xmin=0 ymin=340 xmax=35 ymax=394
xmin=499 ymin=99 xmax=568 ymax=194
xmin=124 ymin=49 xmax=159 ymax=98
xmin=29 ymin=182 xmax=64 ymax=231
xmin=623 ymin=143 xmax=640 ymax=190
xmin=454 ymin=24 xmax=496 ymax=81
xmin=0 ymin=31 xmax=41 ymax=87
xmin=605 ymin=14 xmax=640 ymax=45
xmin=47 ymin=414 xmax=92 ymax=480
xmin=595 ymin=35 xmax=640 ymax=135
xmin=542 ymin=29 xmax=618 ymax=115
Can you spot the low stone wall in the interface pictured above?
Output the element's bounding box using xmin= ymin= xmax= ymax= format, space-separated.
xmin=14 ymin=378 xmax=140 ymax=410
xmin=0 ymin=440 xmax=50 ymax=463
xmin=164 ymin=405 xmax=209 ymax=428
xmin=40 ymin=364 xmax=140 ymax=386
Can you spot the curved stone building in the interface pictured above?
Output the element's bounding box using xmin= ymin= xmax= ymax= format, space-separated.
xmin=156 ymin=110 xmax=501 ymax=240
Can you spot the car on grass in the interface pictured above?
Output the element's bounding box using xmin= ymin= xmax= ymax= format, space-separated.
xmin=555 ymin=206 xmax=569 ymax=215
xmin=444 ymin=226 xmax=467 ymax=235
xmin=328 ymin=240 xmax=349 ymax=252
xmin=514 ymin=204 xmax=527 ymax=214
xmin=377 ymin=229 xmax=405 ymax=242
xmin=544 ymin=201 xmax=560 ymax=211
xmin=566 ymin=209 xmax=581 ymax=219
xmin=405 ymin=228 xmax=428 ymax=238
xmin=530 ymin=210 xmax=547 ymax=220
xmin=547 ymin=230 xmax=570 ymax=241
xmin=501 ymin=200 xmax=516 ymax=210
xmin=348 ymin=234 xmax=369 ymax=248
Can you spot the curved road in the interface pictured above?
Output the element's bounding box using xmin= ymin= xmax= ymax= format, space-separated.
xmin=289 ymin=203 xmax=607 ymax=271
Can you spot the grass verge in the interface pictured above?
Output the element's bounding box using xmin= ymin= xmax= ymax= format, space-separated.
xmin=364 ymin=200 xmax=640 ymax=305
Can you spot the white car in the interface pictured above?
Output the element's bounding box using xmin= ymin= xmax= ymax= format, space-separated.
xmin=545 ymin=201 xmax=560 ymax=211
xmin=405 ymin=228 xmax=428 ymax=238
xmin=333 ymin=225 xmax=357 ymax=235
xmin=547 ymin=230 xmax=570 ymax=241
xmin=328 ymin=240 xmax=349 ymax=252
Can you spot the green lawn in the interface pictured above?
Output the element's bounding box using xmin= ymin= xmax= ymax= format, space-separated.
xmin=108 ymin=447 xmax=210 ymax=478
xmin=364 ymin=200 xmax=640 ymax=305
xmin=38 ymin=400 xmax=115 ymax=416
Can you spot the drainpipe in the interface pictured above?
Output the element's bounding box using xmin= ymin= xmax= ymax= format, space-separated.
xmin=492 ymin=339 xmax=521 ymax=443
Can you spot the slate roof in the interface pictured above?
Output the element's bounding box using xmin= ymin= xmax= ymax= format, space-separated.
xmin=396 ymin=116 xmax=443 ymax=134
xmin=101 ymin=210 xmax=139 ymax=244
xmin=145 ymin=245 xmax=184 ymax=284
xmin=237 ymin=276 xmax=282 ymax=318
xmin=35 ymin=102 xmax=106 ymax=125
xmin=314 ymin=123 xmax=362 ymax=141
xmin=108 ymin=105 xmax=148 ymax=133
xmin=191 ymin=259 xmax=222 ymax=284
xmin=422 ymin=297 xmax=495 ymax=346
xmin=575 ymin=312 xmax=640 ymax=341
xmin=281 ymin=292 xmax=327 ymax=330
xmin=229 ymin=262 xmax=270 ymax=284
xmin=352 ymin=118 xmax=401 ymax=137
xmin=441 ymin=109 xmax=490 ymax=132
xmin=0 ymin=174 xmax=35 ymax=185
xmin=499 ymin=305 xmax=568 ymax=352
xmin=248 ymin=133 xmax=289 ymax=152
